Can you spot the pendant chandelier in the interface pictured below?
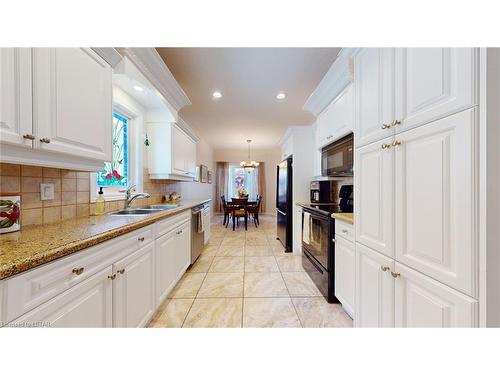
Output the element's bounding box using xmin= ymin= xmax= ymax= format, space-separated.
xmin=240 ymin=139 xmax=259 ymax=173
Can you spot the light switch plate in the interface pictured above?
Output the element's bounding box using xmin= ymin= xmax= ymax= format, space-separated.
xmin=40 ymin=183 xmax=55 ymax=200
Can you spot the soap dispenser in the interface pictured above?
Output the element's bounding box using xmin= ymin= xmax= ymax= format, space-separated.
xmin=95 ymin=187 xmax=105 ymax=215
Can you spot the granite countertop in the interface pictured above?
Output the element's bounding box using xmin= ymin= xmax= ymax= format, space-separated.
xmin=331 ymin=212 xmax=354 ymax=224
xmin=0 ymin=199 xmax=210 ymax=280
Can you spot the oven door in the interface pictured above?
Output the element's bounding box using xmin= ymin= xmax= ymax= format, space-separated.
xmin=321 ymin=133 xmax=353 ymax=176
xmin=302 ymin=211 xmax=329 ymax=271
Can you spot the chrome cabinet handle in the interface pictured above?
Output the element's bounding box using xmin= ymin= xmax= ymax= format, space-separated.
xmin=331 ymin=238 xmax=336 ymax=243
xmin=39 ymin=138 xmax=51 ymax=144
xmin=23 ymin=134 xmax=35 ymax=140
xmin=393 ymin=119 xmax=402 ymax=127
xmin=176 ymin=230 xmax=183 ymax=235
xmin=380 ymin=266 xmax=390 ymax=272
xmin=381 ymin=123 xmax=392 ymax=130
xmin=391 ymin=271 xmax=401 ymax=278
xmin=108 ymin=274 xmax=116 ymax=280
xmin=138 ymin=237 xmax=145 ymax=242
xmin=72 ymin=267 xmax=84 ymax=275
xmin=342 ymin=229 xmax=348 ymax=234
xmin=381 ymin=143 xmax=392 ymax=149
xmin=392 ymin=140 xmax=403 ymax=147
xmin=117 ymin=269 xmax=125 ymax=274
xmin=327 ymin=135 xmax=333 ymax=139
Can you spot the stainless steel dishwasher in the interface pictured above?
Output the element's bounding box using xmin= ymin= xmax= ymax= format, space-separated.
xmin=191 ymin=204 xmax=205 ymax=264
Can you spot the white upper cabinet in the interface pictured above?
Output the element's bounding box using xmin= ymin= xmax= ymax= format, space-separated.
xmin=317 ymin=83 xmax=354 ymax=149
xmin=112 ymin=242 xmax=155 ymax=328
xmin=395 ymin=48 xmax=476 ymax=134
xmin=33 ymin=48 xmax=112 ymax=161
xmin=0 ymin=48 xmax=33 ymax=147
xmin=394 ymin=262 xmax=477 ymax=328
xmin=355 ymin=243 xmax=395 ymax=327
xmin=394 ymin=109 xmax=476 ymax=296
xmin=148 ymin=122 xmax=197 ymax=180
xmin=354 ymin=48 xmax=395 ymax=148
xmin=355 ymin=136 xmax=395 ymax=258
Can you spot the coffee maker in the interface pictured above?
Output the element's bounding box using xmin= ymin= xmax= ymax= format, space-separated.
xmin=310 ymin=180 xmax=337 ymax=203
xmin=338 ymin=184 xmax=353 ymax=213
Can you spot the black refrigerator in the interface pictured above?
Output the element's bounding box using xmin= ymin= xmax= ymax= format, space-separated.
xmin=276 ymin=157 xmax=292 ymax=252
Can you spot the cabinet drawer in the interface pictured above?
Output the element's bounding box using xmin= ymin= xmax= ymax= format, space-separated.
xmin=156 ymin=210 xmax=191 ymax=238
xmin=2 ymin=225 xmax=153 ymax=323
xmin=335 ymin=220 xmax=354 ymax=242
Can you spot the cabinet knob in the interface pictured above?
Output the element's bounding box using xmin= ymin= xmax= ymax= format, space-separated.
xmin=393 ymin=119 xmax=403 ymax=127
xmin=381 ymin=143 xmax=392 ymax=149
xmin=39 ymin=138 xmax=51 ymax=144
xmin=380 ymin=266 xmax=390 ymax=272
xmin=117 ymin=269 xmax=125 ymax=274
xmin=23 ymin=134 xmax=35 ymax=140
xmin=72 ymin=267 xmax=84 ymax=275
xmin=381 ymin=123 xmax=391 ymax=130
xmin=392 ymin=140 xmax=403 ymax=147
xmin=390 ymin=271 xmax=401 ymax=278
xmin=108 ymin=274 xmax=116 ymax=280
xmin=342 ymin=229 xmax=348 ymax=234
xmin=138 ymin=237 xmax=145 ymax=242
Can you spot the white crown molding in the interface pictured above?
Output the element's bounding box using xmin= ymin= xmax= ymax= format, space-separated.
xmin=122 ymin=48 xmax=191 ymax=113
xmin=277 ymin=125 xmax=311 ymax=146
xmin=91 ymin=48 xmax=123 ymax=67
xmin=303 ymin=47 xmax=360 ymax=116
xmin=176 ymin=116 xmax=200 ymax=142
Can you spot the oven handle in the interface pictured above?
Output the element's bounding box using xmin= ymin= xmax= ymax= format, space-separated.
xmin=304 ymin=251 xmax=324 ymax=275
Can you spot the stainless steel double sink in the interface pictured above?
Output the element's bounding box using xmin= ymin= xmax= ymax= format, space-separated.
xmin=108 ymin=204 xmax=180 ymax=216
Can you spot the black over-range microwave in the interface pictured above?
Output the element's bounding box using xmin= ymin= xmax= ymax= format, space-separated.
xmin=321 ymin=133 xmax=353 ymax=177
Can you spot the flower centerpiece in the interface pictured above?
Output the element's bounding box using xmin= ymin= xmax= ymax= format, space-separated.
xmin=237 ymin=188 xmax=249 ymax=198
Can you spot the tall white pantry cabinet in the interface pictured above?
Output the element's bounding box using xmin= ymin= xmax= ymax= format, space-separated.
xmin=353 ymin=48 xmax=479 ymax=327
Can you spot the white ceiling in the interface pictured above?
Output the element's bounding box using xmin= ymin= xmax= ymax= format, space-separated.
xmin=156 ymin=48 xmax=341 ymax=150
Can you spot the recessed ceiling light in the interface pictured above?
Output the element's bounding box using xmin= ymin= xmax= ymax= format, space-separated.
xmin=133 ymin=85 xmax=144 ymax=92
xmin=212 ymin=90 xmax=222 ymax=99
xmin=276 ymin=92 xmax=286 ymax=100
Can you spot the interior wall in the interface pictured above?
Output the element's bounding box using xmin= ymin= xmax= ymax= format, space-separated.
xmin=214 ymin=147 xmax=281 ymax=214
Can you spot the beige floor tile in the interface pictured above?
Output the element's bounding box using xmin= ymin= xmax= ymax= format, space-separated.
xmin=188 ymin=255 xmax=214 ymax=273
xmin=216 ymin=245 xmax=245 ymax=257
xmin=148 ymin=299 xmax=194 ymax=328
xmin=243 ymin=298 xmax=301 ymax=328
xmin=244 ymin=272 xmax=289 ymax=297
xmin=209 ymin=256 xmax=244 ymax=273
xmin=221 ymin=237 xmax=245 ymax=246
xmin=245 ymin=245 xmax=273 ymax=256
xmin=201 ymin=245 xmax=220 ymax=256
xmin=245 ymin=256 xmax=279 ymax=272
xmin=207 ymin=237 xmax=223 ymax=246
xmin=282 ymin=272 xmax=323 ymax=297
xmin=271 ymin=246 xmax=290 ymax=256
xmin=169 ymin=273 xmax=206 ymax=298
xmin=276 ymin=255 xmax=304 ymax=272
xmin=245 ymin=237 xmax=268 ymax=246
xmin=292 ymin=297 xmax=353 ymax=328
xmin=183 ymin=298 xmax=243 ymax=328
xmin=198 ymin=273 xmax=244 ymax=297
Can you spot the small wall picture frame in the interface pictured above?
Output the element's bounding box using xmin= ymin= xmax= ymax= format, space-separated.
xmin=207 ymin=170 xmax=212 ymax=184
xmin=194 ymin=165 xmax=200 ymax=182
xmin=200 ymin=164 xmax=208 ymax=183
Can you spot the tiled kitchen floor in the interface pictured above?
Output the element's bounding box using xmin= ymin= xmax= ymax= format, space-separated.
xmin=148 ymin=215 xmax=353 ymax=328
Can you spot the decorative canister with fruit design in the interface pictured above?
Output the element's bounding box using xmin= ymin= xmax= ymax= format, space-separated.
xmin=0 ymin=194 xmax=21 ymax=234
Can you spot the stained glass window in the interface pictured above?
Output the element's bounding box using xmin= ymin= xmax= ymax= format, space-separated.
xmin=96 ymin=113 xmax=128 ymax=187
xmin=228 ymin=165 xmax=256 ymax=198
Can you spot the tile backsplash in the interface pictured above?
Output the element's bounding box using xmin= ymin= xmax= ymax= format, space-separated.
xmin=0 ymin=163 xmax=182 ymax=227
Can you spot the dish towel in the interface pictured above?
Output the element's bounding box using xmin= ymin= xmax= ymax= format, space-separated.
xmin=198 ymin=211 xmax=205 ymax=233
xmin=302 ymin=212 xmax=311 ymax=245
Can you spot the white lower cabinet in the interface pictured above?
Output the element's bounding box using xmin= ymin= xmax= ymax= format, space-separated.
xmin=113 ymin=243 xmax=155 ymax=328
xmin=12 ymin=267 xmax=113 ymax=328
xmin=334 ymin=235 xmax=355 ymax=318
xmin=293 ymin=205 xmax=303 ymax=253
xmin=355 ymin=243 xmax=395 ymax=327
xmin=394 ymin=262 xmax=477 ymax=328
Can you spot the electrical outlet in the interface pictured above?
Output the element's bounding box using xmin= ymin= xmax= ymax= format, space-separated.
xmin=40 ymin=183 xmax=55 ymax=200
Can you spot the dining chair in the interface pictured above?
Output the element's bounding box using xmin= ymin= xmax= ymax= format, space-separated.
xmin=247 ymin=195 xmax=262 ymax=227
xmin=231 ymin=198 xmax=249 ymax=231
xmin=221 ymin=195 xmax=232 ymax=227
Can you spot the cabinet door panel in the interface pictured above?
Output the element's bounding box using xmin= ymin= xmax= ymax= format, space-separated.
xmin=33 ymin=48 xmax=112 ymax=160
xmin=355 ymin=243 xmax=394 ymax=327
xmin=172 ymin=125 xmax=186 ymax=174
xmin=395 ymin=109 xmax=476 ymax=296
xmin=0 ymin=48 xmax=32 ymax=147
xmin=12 ymin=267 xmax=112 ymax=328
xmin=335 ymin=236 xmax=355 ymax=317
xmin=355 ymin=48 xmax=395 ymax=147
xmin=175 ymin=221 xmax=191 ymax=274
xmin=113 ymin=243 xmax=155 ymax=328
xmin=394 ymin=262 xmax=477 ymax=328
xmin=355 ymin=136 xmax=394 ymax=257
xmin=395 ymin=48 xmax=475 ymax=133
xmin=155 ymin=229 xmax=177 ymax=306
